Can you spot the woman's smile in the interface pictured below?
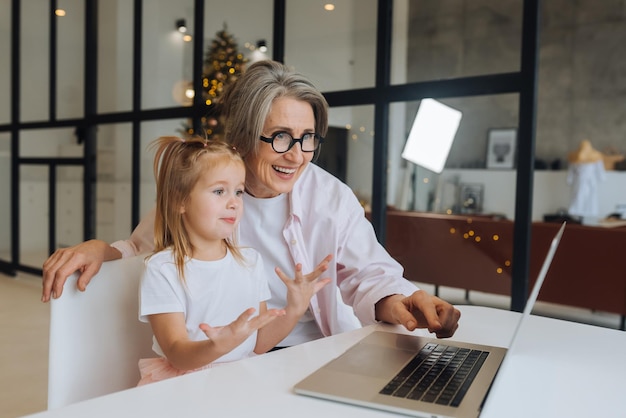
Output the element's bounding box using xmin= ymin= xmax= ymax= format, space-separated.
xmin=244 ymin=97 xmax=315 ymax=198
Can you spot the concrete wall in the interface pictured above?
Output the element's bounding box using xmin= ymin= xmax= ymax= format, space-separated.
xmin=407 ymin=0 xmax=626 ymax=168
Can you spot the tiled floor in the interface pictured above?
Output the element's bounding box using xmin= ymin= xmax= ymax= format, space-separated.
xmin=0 ymin=271 xmax=623 ymax=418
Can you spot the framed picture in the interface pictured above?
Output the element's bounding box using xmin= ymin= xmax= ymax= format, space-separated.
xmin=459 ymin=183 xmax=483 ymax=214
xmin=486 ymin=128 xmax=517 ymax=169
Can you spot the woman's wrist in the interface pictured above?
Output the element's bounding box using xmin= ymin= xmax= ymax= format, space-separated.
xmin=374 ymin=294 xmax=403 ymax=323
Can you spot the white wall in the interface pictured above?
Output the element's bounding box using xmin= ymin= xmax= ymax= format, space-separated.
xmin=416 ymin=168 xmax=626 ymax=221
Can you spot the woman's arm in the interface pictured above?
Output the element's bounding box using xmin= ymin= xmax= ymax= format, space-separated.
xmin=41 ymin=208 xmax=157 ymax=302
xmin=41 ymin=239 xmax=122 ymax=302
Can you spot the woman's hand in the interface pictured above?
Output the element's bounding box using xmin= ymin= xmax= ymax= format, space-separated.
xmin=41 ymin=239 xmax=121 ymax=302
xmin=375 ymin=290 xmax=461 ymax=338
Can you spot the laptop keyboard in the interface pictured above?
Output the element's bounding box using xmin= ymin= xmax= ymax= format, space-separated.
xmin=379 ymin=343 xmax=489 ymax=407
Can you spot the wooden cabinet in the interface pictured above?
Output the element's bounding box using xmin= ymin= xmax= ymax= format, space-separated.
xmin=384 ymin=211 xmax=626 ymax=317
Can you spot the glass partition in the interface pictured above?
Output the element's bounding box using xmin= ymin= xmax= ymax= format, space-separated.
xmin=139 ymin=119 xmax=191 ymax=217
xmin=285 ymin=0 xmax=377 ymax=92
xmin=389 ymin=94 xmax=519 ymax=218
xmin=141 ymin=0 xmax=195 ymax=110
xmin=20 ymin=127 xmax=78 ymax=158
xmin=20 ymin=165 xmax=49 ymax=268
xmin=56 ymin=165 xmax=84 ymax=250
xmin=57 ymin=0 xmax=85 ymax=119
xmin=95 ymin=123 xmax=132 ymax=243
xmin=0 ymin=0 xmax=10 ymax=125
xmin=386 ymin=96 xmax=518 ymax=304
xmin=327 ymin=105 xmax=375 ymax=207
xmin=98 ymin=0 xmax=134 ymax=113
xmin=203 ymin=0 xmax=273 ymax=63
xmin=20 ymin=0 xmax=49 ymax=122
xmin=393 ymin=0 xmax=523 ymax=84
xmin=0 ymin=133 xmax=10 ymax=263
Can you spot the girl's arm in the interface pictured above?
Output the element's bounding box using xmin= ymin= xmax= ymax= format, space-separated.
xmin=149 ymin=307 xmax=284 ymax=371
xmin=254 ymin=255 xmax=332 ymax=353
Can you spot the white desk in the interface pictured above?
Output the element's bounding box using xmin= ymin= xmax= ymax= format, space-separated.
xmin=26 ymin=306 xmax=626 ymax=418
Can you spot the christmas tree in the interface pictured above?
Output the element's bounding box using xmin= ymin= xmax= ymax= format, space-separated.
xmin=181 ymin=24 xmax=247 ymax=139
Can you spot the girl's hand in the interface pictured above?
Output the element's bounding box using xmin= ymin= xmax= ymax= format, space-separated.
xmin=199 ymin=307 xmax=285 ymax=356
xmin=274 ymin=254 xmax=332 ymax=316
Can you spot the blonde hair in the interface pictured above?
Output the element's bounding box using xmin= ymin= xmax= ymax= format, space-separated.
xmin=220 ymin=60 xmax=328 ymax=160
xmin=150 ymin=136 xmax=245 ymax=282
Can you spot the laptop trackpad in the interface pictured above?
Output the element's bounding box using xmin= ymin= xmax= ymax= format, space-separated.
xmin=326 ymin=342 xmax=415 ymax=378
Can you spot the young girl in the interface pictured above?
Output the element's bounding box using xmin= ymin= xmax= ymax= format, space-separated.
xmin=138 ymin=136 xmax=331 ymax=385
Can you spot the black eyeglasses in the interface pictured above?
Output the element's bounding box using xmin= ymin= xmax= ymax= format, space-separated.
xmin=259 ymin=132 xmax=323 ymax=153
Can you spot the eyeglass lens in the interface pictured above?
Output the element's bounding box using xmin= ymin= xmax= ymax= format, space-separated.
xmin=271 ymin=133 xmax=319 ymax=153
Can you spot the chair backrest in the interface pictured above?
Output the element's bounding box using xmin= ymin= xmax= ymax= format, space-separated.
xmin=47 ymin=255 xmax=154 ymax=409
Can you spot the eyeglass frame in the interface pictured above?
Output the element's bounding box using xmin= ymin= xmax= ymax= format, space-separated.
xmin=259 ymin=132 xmax=324 ymax=154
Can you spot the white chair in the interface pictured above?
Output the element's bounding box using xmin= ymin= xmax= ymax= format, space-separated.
xmin=47 ymin=255 xmax=154 ymax=409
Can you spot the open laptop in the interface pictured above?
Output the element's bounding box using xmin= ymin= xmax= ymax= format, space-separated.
xmin=294 ymin=222 xmax=566 ymax=418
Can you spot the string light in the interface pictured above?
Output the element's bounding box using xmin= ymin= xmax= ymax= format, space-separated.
xmin=55 ymin=9 xmax=66 ymax=17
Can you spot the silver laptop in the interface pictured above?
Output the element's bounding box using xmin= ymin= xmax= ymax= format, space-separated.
xmin=294 ymin=222 xmax=566 ymax=418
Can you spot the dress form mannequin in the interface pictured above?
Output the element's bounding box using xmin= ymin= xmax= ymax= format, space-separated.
xmin=567 ymin=139 xmax=603 ymax=164
xmin=566 ymin=140 xmax=606 ymax=218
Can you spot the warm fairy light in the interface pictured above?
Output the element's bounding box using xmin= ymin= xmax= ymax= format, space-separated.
xmin=183 ymin=34 xmax=192 ymax=42
xmin=351 ymin=134 xmax=358 ymax=141
xmin=423 ymin=178 xmax=429 ymax=183
xmin=345 ymin=124 xmax=351 ymax=130
xmin=492 ymin=234 xmax=499 ymax=241
xmin=449 ymin=228 xmax=456 ymax=234
xmin=185 ymin=89 xmax=195 ymax=99
xmin=359 ymin=126 xmax=365 ymax=132
xmin=474 ymin=236 xmax=481 ymax=242
xmin=496 ymin=267 xmax=503 ymax=274
xmin=446 ymin=209 xmax=452 ymax=215
xmin=463 ymin=233 xmax=469 ymax=239
xmin=55 ymin=9 xmax=66 ymax=16
xmin=468 ymin=230 xmax=475 ymax=236
xmin=466 ymin=218 xmax=473 ymax=224
xmin=324 ymin=3 xmax=335 ymax=11
xmin=505 ymin=260 xmax=511 ymax=266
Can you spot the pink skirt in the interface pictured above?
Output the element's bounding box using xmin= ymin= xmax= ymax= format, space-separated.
xmin=137 ymin=357 xmax=223 ymax=386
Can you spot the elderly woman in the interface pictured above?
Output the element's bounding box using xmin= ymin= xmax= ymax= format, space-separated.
xmin=42 ymin=60 xmax=460 ymax=345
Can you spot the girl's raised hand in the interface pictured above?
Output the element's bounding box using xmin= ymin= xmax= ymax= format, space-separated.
xmin=199 ymin=307 xmax=285 ymax=355
xmin=274 ymin=254 xmax=332 ymax=316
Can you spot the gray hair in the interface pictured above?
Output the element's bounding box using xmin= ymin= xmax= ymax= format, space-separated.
xmin=220 ymin=60 xmax=329 ymax=159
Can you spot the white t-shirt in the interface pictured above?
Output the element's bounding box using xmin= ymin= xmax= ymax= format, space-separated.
xmin=139 ymin=247 xmax=271 ymax=363
xmin=242 ymin=192 xmax=324 ymax=346
xmin=117 ymin=164 xmax=419 ymax=339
